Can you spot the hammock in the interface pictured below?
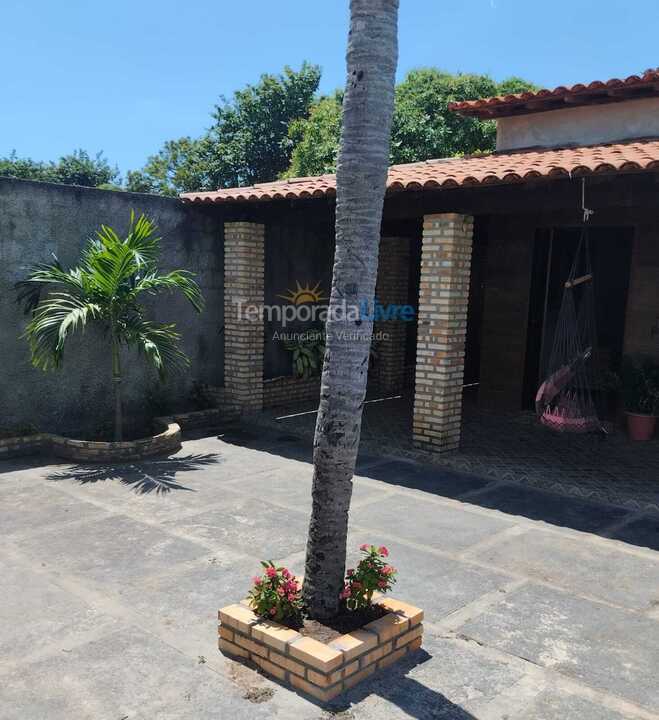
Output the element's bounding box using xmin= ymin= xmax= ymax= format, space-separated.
xmin=535 ymin=227 xmax=602 ymax=433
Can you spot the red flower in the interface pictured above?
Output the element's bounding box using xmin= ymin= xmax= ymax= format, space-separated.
xmin=378 ymin=546 xmax=389 ymax=557
xmin=360 ymin=544 xmax=369 ymax=551
xmin=266 ymin=567 xmax=277 ymax=579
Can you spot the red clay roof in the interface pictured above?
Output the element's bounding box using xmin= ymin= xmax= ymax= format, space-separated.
xmin=449 ymin=69 xmax=659 ymax=118
xmin=180 ymin=138 xmax=659 ymax=204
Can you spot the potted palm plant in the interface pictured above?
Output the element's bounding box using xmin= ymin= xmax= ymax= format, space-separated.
xmin=622 ymin=355 xmax=659 ymax=441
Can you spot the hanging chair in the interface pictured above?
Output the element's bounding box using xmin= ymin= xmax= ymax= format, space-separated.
xmin=535 ymin=227 xmax=603 ymax=433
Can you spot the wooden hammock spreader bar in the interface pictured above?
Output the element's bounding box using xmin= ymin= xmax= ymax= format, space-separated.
xmin=564 ymin=273 xmax=593 ymax=289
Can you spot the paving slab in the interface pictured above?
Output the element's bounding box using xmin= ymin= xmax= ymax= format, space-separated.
xmin=0 ymin=555 xmax=119 ymax=664
xmin=14 ymin=513 xmax=212 ymax=585
xmin=228 ymin=466 xmax=391 ymax=511
xmin=356 ymin=459 xmax=493 ymax=499
xmin=161 ymin=495 xmax=309 ymax=560
xmin=350 ymin=493 xmax=515 ymax=553
xmin=471 ymin=527 xmax=659 ymax=611
xmin=0 ymin=626 xmax=277 ymax=720
xmin=460 ymin=583 xmax=659 ymax=711
xmin=507 ymin=689 xmax=641 ymax=720
xmin=349 ymin=534 xmax=515 ymax=620
xmin=341 ymin=627 xmax=527 ymax=719
xmin=0 ymin=482 xmax=106 ymax=536
xmin=117 ymin=555 xmax=256 ymax=658
xmin=463 ymin=483 xmax=630 ymax=534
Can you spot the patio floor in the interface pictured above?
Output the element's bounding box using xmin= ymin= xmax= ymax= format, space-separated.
xmin=256 ymin=394 xmax=659 ymax=512
xmin=1 ymin=426 xmax=658 ymax=719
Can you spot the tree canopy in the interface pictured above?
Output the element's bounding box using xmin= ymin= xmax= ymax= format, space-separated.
xmin=126 ymin=63 xmax=322 ymax=195
xmin=288 ymin=69 xmax=537 ymax=176
xmin=0 ymin=149 xmax=119 ymax=188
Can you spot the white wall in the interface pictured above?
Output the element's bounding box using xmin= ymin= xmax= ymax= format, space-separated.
xmin=496 ymin=96 xmax=659 ymax=151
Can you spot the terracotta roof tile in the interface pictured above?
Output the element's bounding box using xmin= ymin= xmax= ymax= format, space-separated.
xmin=449 ymin=69 xmax=659 ymax=117
xmin=180 ymin=138 xmax=659 ymax=205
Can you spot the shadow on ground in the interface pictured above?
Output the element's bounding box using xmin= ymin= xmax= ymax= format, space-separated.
xmin=237 ymin=648 xmax=475 ymax=719
xmin=46 ymin=453 xmax=221 ymax=494
xmin=220 ymin=424 xmax=659 ymax=552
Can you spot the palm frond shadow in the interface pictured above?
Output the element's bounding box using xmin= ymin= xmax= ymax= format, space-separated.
xmin=47 ymin=453 xmax=221 ymax=495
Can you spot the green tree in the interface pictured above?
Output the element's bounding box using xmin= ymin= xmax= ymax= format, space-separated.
xmin=286 ymin=92 xmax=343 ymax=178
xmin=17 ymin=213 xmax=203 ymax=441
xmin=125 ymin=138 xmax=208 ymax=196
xmin=0 ymin=149 xmax=119 ymax=187
xmin=286 ymin=69 xmax=538 ymax=175
xmin=128 ymin=63 xmax=321 ymax=194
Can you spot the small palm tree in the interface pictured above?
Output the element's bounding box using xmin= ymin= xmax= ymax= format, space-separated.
xmin=17 ymin=212 xmax=203 ymax=441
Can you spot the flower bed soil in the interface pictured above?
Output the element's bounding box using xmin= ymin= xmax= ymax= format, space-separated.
xmin=296 ymin=604 xmax=388 ymax=643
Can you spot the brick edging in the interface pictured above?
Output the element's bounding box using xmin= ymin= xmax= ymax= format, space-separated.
xmin=0 ymin=406 xmax=241 ymax=462
xmin=218 ymin=597 xmax=423 ymax=703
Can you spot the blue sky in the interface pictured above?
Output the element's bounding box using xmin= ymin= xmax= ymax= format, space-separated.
xmin=2 ymin=0 xmax=658 ymax=177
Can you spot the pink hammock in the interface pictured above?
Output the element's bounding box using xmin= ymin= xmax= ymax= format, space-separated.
xmin=535 ymin=227 xmax=602 ymax=434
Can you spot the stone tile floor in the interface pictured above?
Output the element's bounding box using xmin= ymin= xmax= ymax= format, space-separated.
xmin=1 ymin=426 xmax=658 ymax=719
xmin=256 ymin=395 xmax=659 ymax=512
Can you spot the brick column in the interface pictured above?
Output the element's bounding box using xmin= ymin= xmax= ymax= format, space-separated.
xmin=375 ymin=237 xmax=410 ymax=395
xmin=413 ymin=213 xmax=473 ymax=453
xmin=224 ymin=222 xmax=264 ymax=415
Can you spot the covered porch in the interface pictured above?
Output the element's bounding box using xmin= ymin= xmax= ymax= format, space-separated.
xmin=183 ymin=139 xmax=659 ymax=501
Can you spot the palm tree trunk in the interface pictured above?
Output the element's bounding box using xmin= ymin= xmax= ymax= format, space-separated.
xmin=303 ymin=0 xmax=399 ymax=620
xmin=111 ymin=330 xmax=123 ymax=442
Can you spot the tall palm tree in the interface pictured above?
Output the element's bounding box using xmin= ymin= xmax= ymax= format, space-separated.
xmin=17 ymin=212 xmax=203 ymax=441
xmin=303 ymin=0 xmax=399 ymax=619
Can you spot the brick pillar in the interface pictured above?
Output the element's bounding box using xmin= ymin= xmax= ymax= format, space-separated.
xmin=413 ymin=213 xmax=473 ymax=453
xmin=224 ymin=222 xmax=264 ymax=415
xmin=375 ymin=237 xmax=410 ymax=395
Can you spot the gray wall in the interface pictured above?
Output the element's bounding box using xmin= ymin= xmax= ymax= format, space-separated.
xmin=0 ymin=178 xmax=223 ymax=437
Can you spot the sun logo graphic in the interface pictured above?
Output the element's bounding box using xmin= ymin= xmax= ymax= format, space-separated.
xmin=277 ymin=281 xmax=327 ymax=305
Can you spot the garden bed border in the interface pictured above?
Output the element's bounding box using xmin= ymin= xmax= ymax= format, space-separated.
xmin=0 ymin=407 xmax=229 ymax=462
xmin=218 ymin=597 xmax=423 ymax=703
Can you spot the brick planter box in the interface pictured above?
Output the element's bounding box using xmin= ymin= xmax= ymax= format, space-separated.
xmin=218 ymin=598 xmax=423 ymax=703
xmin=0 ymin=420 xmax=181 ymax=462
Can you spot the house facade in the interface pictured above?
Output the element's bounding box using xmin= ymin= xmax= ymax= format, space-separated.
xmin=181 ymin=69 xmax=659 ymax=454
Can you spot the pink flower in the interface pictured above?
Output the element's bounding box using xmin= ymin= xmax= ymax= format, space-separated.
xmin=383 ymin=565 xmax=394 ymax=575
xmin=378 ymin=546 xmax=389 ymax=557
xmin=339 ymin=587 xmax=351 ymax=600
xmin=266 ymin=567 xmax=277 ymax=579
xmin=252 ymin=576 xmax=262 ymax=585
xmin=378 ymin=580 xmax=387 ymax=588
xmin=346 ymin=568 xmax=354 ymax=577
xmin=360 ymin=544 xmax=369 ymax=551
xmin=282 ymin=568 xmax=291 ymax=579
xmin=269 ymin=607 xmax=277 ymax=616
xmin=276 ymin=586 xmax=285 ymax=596
xmin=287 ymin=593 xmax=296 ymax=601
